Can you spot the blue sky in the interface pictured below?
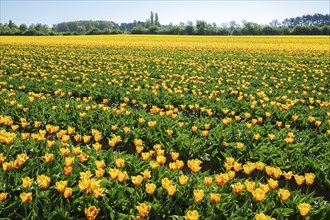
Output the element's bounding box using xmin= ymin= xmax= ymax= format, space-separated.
xmin=1 ymin=0 xmax=329 ymax=26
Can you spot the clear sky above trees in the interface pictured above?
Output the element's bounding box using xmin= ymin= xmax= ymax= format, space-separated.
xmin=1 ymin=0 xmax=329 ymax=26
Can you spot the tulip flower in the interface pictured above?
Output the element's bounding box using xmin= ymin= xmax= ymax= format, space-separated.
xmin=171 ymin=152 xmax=179 ymax=161
xmin=204 ymin=177 xmax=213 ymax=187
xmin=268 ymin=178 xmax=278 ymax=190
xmin=283 ymin=171 xmax=293 ymax=180
xmin=304 ymin=173 xmax=315 ymax=186
xmin=20 ymin=192 xmax=32 ymax=203
xmin=131 ymin=175 xmax=143 ymax=187
xmin=179 ymin=175 xmax=189 ymax=186
xmin=215 ymin=173 xmax=229 ymax=186
xmin=232 ymin=182 xmax=245 ymax=195
xmin=244 ymin=180 xmax=255 ymax=193
xmin=167 ymin=184 xmax=176 ymax=196
xmin=55 ymin=180 xmax=68 ymax=193
xmin=294 ymin=175 xmax=305 ymax=186
xmin=255 ymin=213 xmax=275 ymax=220
xmin=37 ymin=175 xmax=51 ymax=189
xmin=64 ymin=157 xmax=74 ymax=167
xmin=136 ymin=203 xmax=151 ymax=218
xmin=142 ymin=169 xmax=151 ymax=179
xmin=0 ymin=192 xmax=8 ymax=201
xmin=210 ymin=193 xmax=221 ymax=204
xmin=298 ymin=203 xmax=311 ymax=217
xmin=64 ymin=187 xmax=72 ymax=199
xmin=84 ymin=206 xmax=100 ymax=220
xmin=193 ymin=189 xmax=204 ymax=202
xmin=115 ymin=158 xmax=125 ymax=168
xmin=187 ymin=159 xmax=202 ymax=173
xmin=146 ymin=183 xmax=156 ymax=195
xmin=22 ymin=177 xmax=34 ymax=188
xmin=278 ymin=188 xmax=291 ymax=202
xmin=185 ymin=210 xmax=199 ymax=220
xmin=252 ymin=188 xmax=266 ymax=202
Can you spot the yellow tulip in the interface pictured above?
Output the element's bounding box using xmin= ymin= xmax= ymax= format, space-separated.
xmin=283 ymin=171 xmax=293 ymax=180
xmin=252 ymin=188 xmax=266 ymax=202
xmin=64 ymin=157 xmax=74 ymax=167
xmin=278 ymin=188 xmax=291 ymax=202
xmin=272 ymin=167 xmax=282 ymax=179
xmin=141 ymin=152 xmax=150 ymax=161
xmin=187 ymin=158 xmax=202 ymax=173
xmin=118 ymin=171 xmax=129 ymax=182
xmin=142 ymin=169 xmax=151 ymax=179
xmin=63 ymin=166 xmax=73 ymax=176
xmin=226 ymin=157 xmax=235 ymax=167
xmin=136 ymin=203 xmax=151 ymax=218
xmin=79 ymin=152 xmax=89 ymax=163
xmin=93 ymin=142 xmax=102 ymax=152
xmin=255 ymin=213 xmax=275 ymax=220
xmin=167 ymin=184 xmax=176 ymax=196
xmin=171 ymin=152 xmax=179 ymax=161
xmin=298 ymin=203 xmax=311 ymax=217
xmin=146 ymin=183 xmax=157 ymax=195
xmin=72 ymin=147 xmax=81 ymax=156
xmin=131 ymin=175 xmax=143 ymax=187
xmin=204 ymin=176 xmax=213 ymax=187
xmin=228 ymin=171 xmax=235 ymax=179
xmin=95 ymin=160 xmax=105 ymax=169
xmin=244 ymin=180 xmax=255 ymax=193
xmin=115 ymin=158 xmax=125 ymax=168
xmin=179 ymin=175 xmax=189 ymax=186
xmin=233 ymin=161 xmax=241 ymax=172
xmin=232 ymin=182 xmax=245 ymax=195
xmin=256 ymin=162 xmax=265 ymax=171
xmin=185 ymin=210 xmax=199 ymax=220
xmin=0 ymin=192 xmax=8 ymax=201
xmin=304 ymin=173 xmax=316 ymax=186
xmin=55 ymin=180 xmax=68 ymax=193
xmin=191 ymin=126 xmax=198 ymax=132
xmin=84 ymin=206 xmax=100 ymax=220
xmin=149 ymin=160 xmax=159 ymax=170
xmin=37 ymin=175 xmax=51 ymax=189
xmin=210 ymin=193 xmax=221 ymax=204
xmin=60 ymin=148 xmax=70 ymax=157
xmin=109 ymin=168 xmax=119 ymax=180
xmin=95 ymin=168 xmax=105 ymax=178
xmin=64 ymin=187 xmax=72 ymax=199
xmin=268 ymin=178 xmax=278 ymax=190
xmin=22 ymin=177 xmax=34 ymax=188
xmin=20 ymin=192 xmax=32 ymax=203
xmin=294 ymin=175 xmax=305 ymax=186
xmin=193 ymin=189 xmax=204 ymax=202
xmin=161 ymin=177 xmax=172 ymax=190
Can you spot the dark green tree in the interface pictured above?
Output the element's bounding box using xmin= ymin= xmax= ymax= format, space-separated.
xmin=196 ymin=20 xmax=208 ymax=35
xmin=155 ymin=13 xmax=160 ymax=26
xmin=19 ymin=24 xmax=28 ymax=32
xmin=184 ymin=25 xmax=195 ymax=35
xmin=150 ymin=11 xmax=154 ymax=26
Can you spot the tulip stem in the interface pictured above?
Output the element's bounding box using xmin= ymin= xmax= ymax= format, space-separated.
xmin=306 ymin=186 xmax=310 ymax=195
xmin=24 ymin=205 xmax=27 ymax=218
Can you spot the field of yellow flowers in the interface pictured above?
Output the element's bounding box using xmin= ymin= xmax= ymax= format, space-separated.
xmin=0 ymin=35 xmax=329 ymax=219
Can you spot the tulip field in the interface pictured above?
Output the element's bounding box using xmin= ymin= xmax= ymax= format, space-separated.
xmin=0 ymin=35 xmax=329 ymax=219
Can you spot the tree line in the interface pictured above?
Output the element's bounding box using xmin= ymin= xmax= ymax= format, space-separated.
xmin=1 ymin=12 xmax=329 ymax=36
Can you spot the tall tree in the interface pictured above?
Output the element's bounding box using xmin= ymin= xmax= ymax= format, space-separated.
xmin=270 ymin=19 xmax=280 ymax=28
xmin=150 ymin=11 xmax=154 ymax=26
xmin=19 ymin=24 xmax=28 ymax=32
xmin=229 ymin=20 xmax=240 ymax=30
xmin=155 ymin=13 xmax=160 ymax=26
xmin=196 ymin=20 xmax=208 ymax=35
xmin=8 ymin=20 xmax=17 ymax=29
